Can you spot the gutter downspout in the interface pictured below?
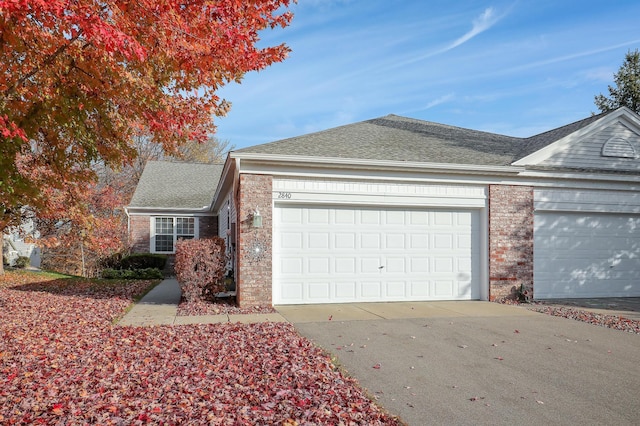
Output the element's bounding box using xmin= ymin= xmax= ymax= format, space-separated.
xmin=124 ymin=207 xmax=131 ymax=246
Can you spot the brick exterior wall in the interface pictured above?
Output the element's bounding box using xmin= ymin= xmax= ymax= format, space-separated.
xmin=199 ymin=216 xmax=219 ymax=239
xmin=236 ymin=174 xmax=273 ymax=308
xmin=129 ymin=216 xmax=150 ymax=253
xmin=488 ymin=185 xmax=534 ymax=301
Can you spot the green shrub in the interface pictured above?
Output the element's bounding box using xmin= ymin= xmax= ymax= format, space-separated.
xmin=119 ymin=253 xmax=167 ymax=271
xmin=101 ymin=268 xmax=164 ymax=280
xmin=14 ymin=256 xmax=30 ymax=269
xmin=100 ymin=251 xmax=129 ymax=270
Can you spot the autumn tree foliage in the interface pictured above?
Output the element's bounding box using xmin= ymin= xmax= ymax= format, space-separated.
xmin=35 ymin=181 xmax=129 ymax=277
xmin=0 ymin=0 xmax=293 ymax=273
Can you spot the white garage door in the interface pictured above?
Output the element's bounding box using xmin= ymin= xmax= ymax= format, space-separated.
xmin=534 ymin=213 xmax=640 ymax=299
xmin=273 ymin=205 xmax=481 ymax=304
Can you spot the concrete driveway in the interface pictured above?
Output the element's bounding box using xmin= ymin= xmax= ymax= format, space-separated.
xmin=277 ymin=302 xmax=640 ymax=426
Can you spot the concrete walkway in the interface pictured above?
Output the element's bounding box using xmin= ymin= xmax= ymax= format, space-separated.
xmin=276 ymin=300 xmax=540 ymax=323
xmin=119 ymin=278 xmax=640 ymax=326
xmin=118 ymin=278 xmax=287 ymax=326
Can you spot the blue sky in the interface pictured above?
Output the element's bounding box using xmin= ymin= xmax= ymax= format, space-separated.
xmin=214 ymin=0 xmax=640 ymax=149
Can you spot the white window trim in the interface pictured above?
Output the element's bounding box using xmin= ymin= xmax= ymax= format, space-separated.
xmin=150 ymin=216 xmax=200 ymax=254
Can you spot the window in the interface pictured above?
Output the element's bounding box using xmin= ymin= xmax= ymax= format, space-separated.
xmin=152 ymin=217 xmax=197 ymax=253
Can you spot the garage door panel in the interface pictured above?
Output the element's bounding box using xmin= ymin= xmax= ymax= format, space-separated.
xmin=335 ymin=258 xmax=356 ymax=274
xmin=280 ymin=257 xmax=302 ymax=274
xmin=281 ymin=282 xmax=303 ymax=301
xmin=360 ymin=233 xmax=381 ymax=249
xmin=410 ymin=211 xmax=429 ymax=225
xmin=385 ymin=257 xmax=406 ymax=273
xmin=309 ymin=209 xmax=330 ymax=224
xmin=361 ymin=210 xmax=381 ymax=224
xmin=309 ymin=282 xmax=330 ymax=300
xmin=434 ymin=212 xmax=453 ymax=225
xmin=308 ymin=233 xmax=329 ymax=249
xmin=410 ymin=258 xmax=429 ymax=273
xmin=335 ymin=233 xmax=356 ymax=249
xmin=433 ymin=280 xmax=454 ymax=297
xmin=362 ymin=281 xmax=382 ymax=298
xmin=335 ymin=282 xmax=356 ymax=299
xmin=433 ymin=257 xmax=454 ymax=273
xmin=281 ymin=208 xmax=303 ymax=224
xmin=410 ymin=281 xmax=429 ymax=297
xmin=457 ymin=234 xmax=472 ymax=249
xmin=308 ymin=258 xmax=329 ymax=274
xmin=335 ymin=209 xmax=355 ymax=224
xmin=274 ymin=205 xmax=481 ymax=304
xmin=281 ymin=232 xmax=303 ymax=249
xmin=534 ymin=213 xmax=640 ymax=299
xmin=433 ymin=234 xmax=453 ymax=249
xmin=386 ymin=211 xmax=405 ymax=225
xmin=386 ymin=281 xmax=406 ymax=297
xmin=360 ymin=257 xmax=381 ymax=273
xmin=410 ymin=234 xmax=429 ymax=249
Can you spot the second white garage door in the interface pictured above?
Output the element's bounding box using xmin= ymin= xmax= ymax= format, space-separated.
xmin=273 ymin=205 xmax=481 ymax=304
xmin=534 ymin=212 xmax=640 ymax=299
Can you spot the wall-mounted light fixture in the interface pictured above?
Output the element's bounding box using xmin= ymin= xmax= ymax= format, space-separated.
xmin=252 ymin=207 xmax=263 ymax=228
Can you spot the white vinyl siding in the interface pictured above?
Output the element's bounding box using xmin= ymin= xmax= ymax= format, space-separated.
xmin=539 ymin=121 xmax=640 ymax=172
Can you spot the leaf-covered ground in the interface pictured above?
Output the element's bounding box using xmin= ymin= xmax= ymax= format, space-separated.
xmin=501 ymin=299 xmax=640 ymax=334
xmin=177 ymin=297 xmax=276 ymax=316
xmin=527 ymin=305 xmax=640 ymax=334
xmin=0 ymin=272 xmax=400 ymax=425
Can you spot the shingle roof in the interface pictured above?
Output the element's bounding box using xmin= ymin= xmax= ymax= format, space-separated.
xmin=235 ymin=112 xmax=608 ymax=166
xmin=128 ymin=161 xmax=223 ymax=209
xmin=516 ymin=111 xmax=608 ymax=159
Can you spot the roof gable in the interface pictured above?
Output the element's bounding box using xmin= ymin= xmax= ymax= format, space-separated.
xmin=513 ymin=107 xmax=640 ymax=172
xmin=128 ymin=161 xmax=223 ymax=210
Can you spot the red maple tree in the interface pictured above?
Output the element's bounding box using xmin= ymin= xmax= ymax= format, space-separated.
xmin=0 ymin=0 xmax=294 ymax=272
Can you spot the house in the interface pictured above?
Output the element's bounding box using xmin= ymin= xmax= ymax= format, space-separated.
xmin=2 ymin=218 xmax=41 ymax=268
xmin=125 ymin=161 xmax=224 ymax=256
xmin=128 ymin=107 xmax=640 ymax=308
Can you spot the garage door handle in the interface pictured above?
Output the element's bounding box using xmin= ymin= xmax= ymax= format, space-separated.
xmin=378 ymin=266 xmax=384 ymax=269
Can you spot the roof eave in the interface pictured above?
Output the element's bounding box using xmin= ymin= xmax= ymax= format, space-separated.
xmin=125 ymin=206 xmax=214 ymax=215
xmin=230 ymin=152 xmax=525 ymax=175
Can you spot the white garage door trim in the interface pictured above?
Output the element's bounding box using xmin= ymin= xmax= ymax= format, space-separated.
xmin=273 ymin=204 xmax=483 ymax=305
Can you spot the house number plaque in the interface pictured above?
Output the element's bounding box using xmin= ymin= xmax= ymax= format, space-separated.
xmin=277 ymin=192 xmax=292 ymax=199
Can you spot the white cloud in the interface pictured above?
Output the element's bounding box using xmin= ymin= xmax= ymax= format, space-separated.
xmin=445 ymin=7 xmax=502 ymax=51
xmin=395 ymin=6 xmax=509 ymax=67
xmin=499 ymin=39 xmax=640 ymax=75
xmin=423 ymin=93 xmax=455 ymax=110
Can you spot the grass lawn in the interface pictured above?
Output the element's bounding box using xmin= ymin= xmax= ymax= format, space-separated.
xmin=0 ymin=271 xmax=400 ymax=425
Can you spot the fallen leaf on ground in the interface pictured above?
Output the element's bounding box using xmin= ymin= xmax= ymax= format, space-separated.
xmin=0 ymin=272 xmax=401 ymax=425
